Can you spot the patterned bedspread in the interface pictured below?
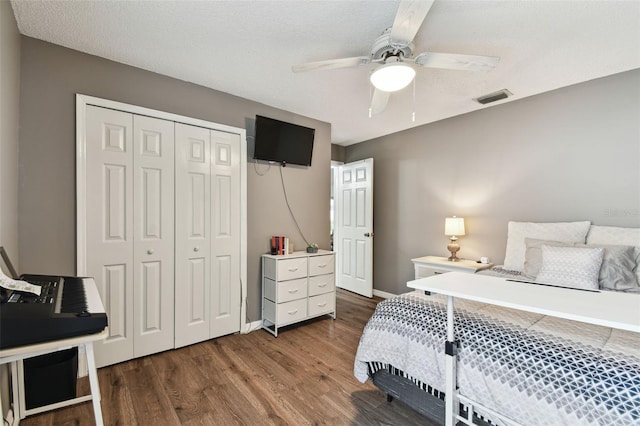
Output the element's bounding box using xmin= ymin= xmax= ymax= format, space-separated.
xmin=354 ymin=291 xmax=640 ymax=426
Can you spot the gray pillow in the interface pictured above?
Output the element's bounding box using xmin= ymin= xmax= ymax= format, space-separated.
xmin=575 ymin=243 xmax=639 ymax=291
xmin=522 ymin=238 xmax=572 ymax=278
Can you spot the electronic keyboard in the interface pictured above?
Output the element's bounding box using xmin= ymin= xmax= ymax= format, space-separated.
xmin=0 ymin=275 xmax=108 ymax=349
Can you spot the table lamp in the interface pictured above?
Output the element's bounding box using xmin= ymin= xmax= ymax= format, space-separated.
xmin=445 ymin=216 xmax=465 ymax=261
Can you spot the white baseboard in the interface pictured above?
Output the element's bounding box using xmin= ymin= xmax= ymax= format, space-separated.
xmin=373 ymin=289 xmax=397 ymax=299
xmin=3 ymin=407 xmax=14 ymax=426
xmin=243 ymin=320 xmax=262 ymax=333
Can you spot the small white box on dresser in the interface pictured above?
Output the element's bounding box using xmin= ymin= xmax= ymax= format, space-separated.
xmin=262 ymin=250 xmax=336 ymax=336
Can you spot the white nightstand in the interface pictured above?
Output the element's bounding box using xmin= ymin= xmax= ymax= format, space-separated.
xmin=411 ymin=256 xmax=494 ymax=279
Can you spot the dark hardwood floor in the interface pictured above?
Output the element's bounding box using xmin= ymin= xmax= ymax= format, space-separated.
xmin=21 ymin=290 xmax=435 ymax=425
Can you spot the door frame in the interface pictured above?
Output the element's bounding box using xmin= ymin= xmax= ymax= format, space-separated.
xmin=75 ymin=94 xmax=248 ymax=332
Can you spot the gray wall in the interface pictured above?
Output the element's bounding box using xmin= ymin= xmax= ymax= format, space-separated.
xmin=0 ymin=0 xmax=20 ymax=418
xmin=345 ymin=69 xmax=640 ymax=295
xmin=331 ymin=144 xmax=345 ymax=163
xmin=0 ymin=0 xmax=20 ymax=269
xmin=18 ymin=37 xmax=331 ymax=322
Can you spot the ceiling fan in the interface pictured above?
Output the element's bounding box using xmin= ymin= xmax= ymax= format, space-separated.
xmin=292 ymin=0 xmax=500 ymax=116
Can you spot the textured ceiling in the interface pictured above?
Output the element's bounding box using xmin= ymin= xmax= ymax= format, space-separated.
xmin=10 ymin=0 xmax=640 ymax=145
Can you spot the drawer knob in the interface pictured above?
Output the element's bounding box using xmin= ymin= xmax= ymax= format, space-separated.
xmin=287 ymin=309 xmax=298 ymax=315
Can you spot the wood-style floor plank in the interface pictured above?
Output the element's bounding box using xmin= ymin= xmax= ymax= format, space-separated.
xmin=19 ymin=289 xmax=435 ymax=425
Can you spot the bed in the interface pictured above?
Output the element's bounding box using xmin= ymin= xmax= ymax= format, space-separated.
xmin=354 ymin=223 xmax=640 ymax=425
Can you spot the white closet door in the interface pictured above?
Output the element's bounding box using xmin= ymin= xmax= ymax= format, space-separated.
xmin=80 ymin=96 xmax=245 ymax=365
xmin=132 ymin=115 xmax=175 ymax=357
xmin=175 ymin=123 xmax=212 ymax=347
xmin=86 ymin=107 xmax=175 ymax=366
xmin=86 ymin=106 xmax=135 ymax=367
xmin=210 ymin=130 xmax=241 ymax=338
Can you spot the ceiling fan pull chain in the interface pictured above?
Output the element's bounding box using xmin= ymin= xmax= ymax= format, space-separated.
xmin=368 ymin=83 xmax=373 ymax=118
xmin=412 ymin=78 xmax=416 ymax=122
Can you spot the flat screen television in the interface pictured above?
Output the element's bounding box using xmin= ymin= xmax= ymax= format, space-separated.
xmin=253 ymin=115 xmax=315 ymax=167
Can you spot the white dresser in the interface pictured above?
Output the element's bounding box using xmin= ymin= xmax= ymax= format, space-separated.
xmin=262 ymin=250 xmax=336 ymax=336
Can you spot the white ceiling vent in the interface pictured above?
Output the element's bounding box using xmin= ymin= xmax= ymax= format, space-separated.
xmin=474 ymin=89 xmax=513 ymax=105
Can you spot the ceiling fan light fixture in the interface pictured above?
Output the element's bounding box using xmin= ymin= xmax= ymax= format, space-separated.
xmin=370 ymin=62 xmax=416 ymax=92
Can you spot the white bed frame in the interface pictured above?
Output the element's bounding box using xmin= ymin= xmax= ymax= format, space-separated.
xmin=408 ymin=272 xmax=640 ymax=426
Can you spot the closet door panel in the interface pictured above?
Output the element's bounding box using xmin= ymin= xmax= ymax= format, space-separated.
xmin=210 ymin=131 xmax=241 ymax=337
xmin=133 ymin=114 xmax=175 ymax=357
xmin=86 ymin=106 xmax=135 ymax=367
xmin=175 ymin=123 xmax=212 ymax=348
xmin=100 ymin=264 xmax=128 ymax=342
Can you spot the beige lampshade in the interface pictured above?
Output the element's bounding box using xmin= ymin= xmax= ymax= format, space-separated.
xmin=445 ymin=217 xmax=466 ymax=237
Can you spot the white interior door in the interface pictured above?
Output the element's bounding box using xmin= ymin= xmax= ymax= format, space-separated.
xmin=79 ymin=95 xmax=246 ymax=364
xmin=132 ymin=115 xmax=175 ymax=357
xmin=86 ymin=106 xmax=135 ymax=367
xmin=86 ymin=107 xmax=175 ymax=366
xmin=335 ymin=158 xmax=374 ymax=297
xmin=175 ymin=125 xmax=241 ymax=347
xmin=210 ymin=130 xmax=241 ymax=338
xmin=175 ymin=123 xmax=212 ymax=347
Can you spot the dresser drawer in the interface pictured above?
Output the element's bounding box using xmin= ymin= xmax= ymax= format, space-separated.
xmin=308 ymin=274 xmax=335 ymax=296
xmin=263 ymin=277 xmax=307 ymax=303
xmin=309 ymin=255 xmax=334 ymax=276
xmin=308 ymin=293 xmax=335 ymax=317
xmin=276 ymin=257 xmax=308 ymax=281
xmin=278 ymin=278 xmax=308 ymax=303
xmin=276 ymin=298 xmax=307 ymax=325
xmin=415 ymin=265 xmax=446 ymax=279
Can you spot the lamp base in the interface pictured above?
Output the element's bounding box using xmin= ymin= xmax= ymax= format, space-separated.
xmin=447 ymin=240 xmax=461 ymax=262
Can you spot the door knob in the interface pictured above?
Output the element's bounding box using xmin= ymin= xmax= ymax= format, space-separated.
xmin=194 ymin=247 xmax=200 ymax=252
xmin=147 ymin=249 xmax=154 ymax=255
xmin=364 ymin=232 xmax=374 ymax=237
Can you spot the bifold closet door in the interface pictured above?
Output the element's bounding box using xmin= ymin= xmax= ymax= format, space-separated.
xmin=132 ymin=115 xmax=175 ymax=358
xmin=175 ymin=125 xmax=241 ymax=348
xmin=210 ymin=130 xmax=241 ymax=338
xmin=86 ymin=106 xmax=134 ymax=367
xmin=174 ymin=123 xmax=212 ymax=347
xmin=85 ymin=106 xmax=175 ymax=367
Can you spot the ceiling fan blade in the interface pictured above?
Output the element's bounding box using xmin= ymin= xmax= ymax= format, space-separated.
xmin=369 ymin=89 xmax=390 ymax=116
xmin=292 ymin=56 xmax=371 ymax=73
xmin=389 ymin=0 xmax=434 ymax=45
xmin=414 ymin=52 xmax=500 ymax=71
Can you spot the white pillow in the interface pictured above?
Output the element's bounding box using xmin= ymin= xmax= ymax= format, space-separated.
xmin=536 ymin=245 xmax=604 ymax=290
xmin=586 ymin=225 xmax=640 ymax=247
xmin=503 ymin=221 xmax=591 ymax=272
xmin=586 ymin=225 xmax=640 ymax=286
